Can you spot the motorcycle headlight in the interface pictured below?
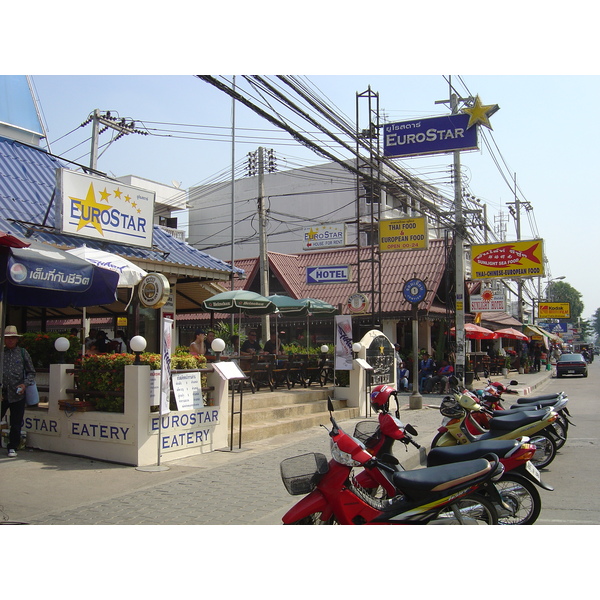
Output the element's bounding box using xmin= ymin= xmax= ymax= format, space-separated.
xmin=330 ymin=438 xmax=365 ymax=467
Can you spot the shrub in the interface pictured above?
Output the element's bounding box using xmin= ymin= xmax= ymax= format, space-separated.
xmin=20 ymin=332 xmax=81 ymax=368
xmin=77 ymin=352 xmax=208 ymax=412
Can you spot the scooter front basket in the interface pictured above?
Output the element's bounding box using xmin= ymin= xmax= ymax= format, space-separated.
xmin=353 ymin=420 xmax=382 ymax=449
xmin=280 ymin=452 xmax=329 ymax=495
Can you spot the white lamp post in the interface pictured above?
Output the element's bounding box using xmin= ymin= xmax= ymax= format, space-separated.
xmin=54 ymin=336 xmax=70 ymax=364
xmin=130 ymin=335 xmax=147 ymax=365
xmin=211 ymin=337 xmax=226 ymax=361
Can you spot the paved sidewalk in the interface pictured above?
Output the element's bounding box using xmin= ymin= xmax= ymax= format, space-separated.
xmin=0 ymin=368 xmax=552 ymax=525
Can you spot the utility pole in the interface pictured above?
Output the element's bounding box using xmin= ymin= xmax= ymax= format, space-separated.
xmin=247 ymin=147 xmax=277 ymax=340
xmin=87 ymin=109 xmax=148 ymax=172
xmin=451 ymin=91 xmax=467 ymax=384
xmin=258 ymin=147 xmax=270 ymax=337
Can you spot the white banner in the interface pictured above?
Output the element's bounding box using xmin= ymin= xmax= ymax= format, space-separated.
xmin=161 ymin=317 xmax=173 ymax=415
xmin=335 ymin=315 xmax=353 ymax=371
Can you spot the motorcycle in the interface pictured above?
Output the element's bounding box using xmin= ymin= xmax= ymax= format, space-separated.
xmin=280 ymin=398 xmax=504 ymax=524
xmin=476 ymin=380 xmax=571 ymax=449
xmin=431 ymin=378 xmax=559 ymax=469
xmin=352 ymin=385 xmax=551 ymax=525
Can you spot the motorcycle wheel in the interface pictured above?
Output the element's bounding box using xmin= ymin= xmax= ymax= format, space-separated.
xmin=529 ymin=433 xmax=557 ymax=469
xmin=549 ymin=418 xmax=567 ymax=450
xmin=436 ymin=494 xmax=498 ymax=524
xmin=494 ymin=475 xmax=542 ymax=525
xmin=289 ymin=513 xmax=338 ymax=525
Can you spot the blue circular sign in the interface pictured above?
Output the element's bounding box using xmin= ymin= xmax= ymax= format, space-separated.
xmin=403 ymin=278 xmax=427 ymax=304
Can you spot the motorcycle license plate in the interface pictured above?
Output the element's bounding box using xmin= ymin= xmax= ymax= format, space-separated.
xmin=525 ymin=460 xmax=541 ymax=482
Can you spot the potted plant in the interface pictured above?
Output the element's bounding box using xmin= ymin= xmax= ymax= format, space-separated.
xmin=502 ymin=355 xmax=511 ymax=377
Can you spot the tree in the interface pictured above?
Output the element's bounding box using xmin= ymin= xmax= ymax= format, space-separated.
xmin=592 ymin=308 xmax=600 ymax=339
xmin=546 ymin=281 xmax=584 ymax=320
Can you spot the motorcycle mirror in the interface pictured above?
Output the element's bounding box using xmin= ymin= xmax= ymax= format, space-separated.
xmin=327 ymin=397 xmax=335 ymax=413
xmin=404 ymin=423 xmax=418 ymax=436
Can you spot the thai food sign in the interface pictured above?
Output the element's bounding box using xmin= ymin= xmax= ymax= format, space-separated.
xmin=470 ymin=240 xmax=545 ymax=280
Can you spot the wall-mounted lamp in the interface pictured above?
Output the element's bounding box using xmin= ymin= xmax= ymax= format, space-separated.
xmin=130 ymin=335 xmax=147 ymax=365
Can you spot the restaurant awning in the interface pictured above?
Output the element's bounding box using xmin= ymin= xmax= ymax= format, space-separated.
xmin=525 ymin=324 xmax=563 ymax=344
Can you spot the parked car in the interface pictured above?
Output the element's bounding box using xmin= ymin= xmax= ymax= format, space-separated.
xmin=556 ymin=353 xmax=588 ymax=378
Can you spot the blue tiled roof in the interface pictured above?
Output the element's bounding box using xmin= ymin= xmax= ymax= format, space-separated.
xmin=0 ymin=135 xmax=242 ymax=276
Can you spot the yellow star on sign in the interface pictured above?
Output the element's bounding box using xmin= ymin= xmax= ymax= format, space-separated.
xmin=70 ymin=183 xmax=112 ymax=234
xmin=99 ymin=187 xmax=111 ymax=202
xmin=461 ymin=95 xmax=499 ymax=129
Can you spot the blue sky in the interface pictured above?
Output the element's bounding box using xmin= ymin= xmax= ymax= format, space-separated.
xmin=27 ymin=74 xmax=600 ymax=321
xmin=3 ymin=3 xmax=599 ymax=322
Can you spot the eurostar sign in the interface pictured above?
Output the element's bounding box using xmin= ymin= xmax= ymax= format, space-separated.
xmin=384 ymin=113 xmax=478 ymax=158
xmin=56 ymin=169 xmax=155 ymax=248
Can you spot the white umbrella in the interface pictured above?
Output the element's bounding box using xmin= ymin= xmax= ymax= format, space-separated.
xmin=66 ymin=246 xmax=147 ymax=288
xmin=66 ymin=246 xmax=148 ymax=354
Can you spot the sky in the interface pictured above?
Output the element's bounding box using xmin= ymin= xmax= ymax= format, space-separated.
xmin=3 ymin=4 xmax=600 ymax=322
xmin=22 ymin=73 xmax=599 ymax=321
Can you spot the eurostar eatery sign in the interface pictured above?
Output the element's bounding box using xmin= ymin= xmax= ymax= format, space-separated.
xmin=470 ymin=239 xmax=545 ymax=280
xmin=539 ymin=302 xmax=570 ymax=319
xmin=384 ymin=114 xmax=478 ymax=158
xmin=56 ymin=169 xmax=155 ymax=248
xmin=379 ymin=217 xmax=428 ymax=251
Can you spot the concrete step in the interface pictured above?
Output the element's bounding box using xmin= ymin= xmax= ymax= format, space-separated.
xmin=230 ymin=405 xmax=360 ymax=444
xmin=225 ymin=386 xmax=359 ymax=444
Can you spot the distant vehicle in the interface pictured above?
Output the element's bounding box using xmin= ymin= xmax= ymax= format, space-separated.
xmin=556 ymin=353 xmax=588 ymax=378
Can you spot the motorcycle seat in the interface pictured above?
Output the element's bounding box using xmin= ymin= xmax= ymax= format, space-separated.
xmin=516 ymin=393 xmax=562 ymax=404
xmin=391 ymin=457 xmax=492 ymax=500
xmin=488 ymin=409 xmax=550 ymax=431
xmin=510 ymin=398 xmax=563 ymax=410
xmin=427 ymin=440 xmax=518 ymax=467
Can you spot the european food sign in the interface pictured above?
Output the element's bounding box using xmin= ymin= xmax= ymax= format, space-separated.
xmin=539 ymin=302 xmax=570 ymax=319
xmin=379 ymin=217 xmax=428 ymax=252
xmin=470 ymin=239 xmax=545 ymax=280
xmin=384 ymin=114 xmax=478 ymax=158
xmin=56 ymin=169 xmax=155 ymax=248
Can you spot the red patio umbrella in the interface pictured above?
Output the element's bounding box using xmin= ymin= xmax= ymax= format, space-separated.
xmin=450 ymin=323 xmax=498 ymax=340
xmin=494 ymin=327 xmax=530 ymax=341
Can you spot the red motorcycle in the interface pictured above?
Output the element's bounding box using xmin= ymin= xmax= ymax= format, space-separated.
xmin=280 ymin=398 xmax=503 ymax=525
xmin=353 ymin=384 xmax=553 ymax=525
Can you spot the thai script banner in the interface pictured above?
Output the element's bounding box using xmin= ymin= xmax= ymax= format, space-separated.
xmin=384 ymin=113 xmax=478 ymax=158
xmin=470 ymin=239 xmax=545 ymax=279
xmin=56 ymin=169 xmax=155 ymax=248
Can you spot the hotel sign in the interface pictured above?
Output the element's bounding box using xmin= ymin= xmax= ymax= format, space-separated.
xmin=56 ymin=169 xmax=155 ymax=248
xmin=303 ymin=224 xmax=346 ymax=250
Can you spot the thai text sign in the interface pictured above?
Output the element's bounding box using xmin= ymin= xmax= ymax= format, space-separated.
xmin=470 ymin=291 xmax=506 ymax=312
xmin=539 ymin=302 xmax=570 ymax=319
xmin=303 ymin=224 xmax=346 ymax=250
xmin=379 ymin=217 xmax=428 ymax=251
xmin=384 ymin=114 xmax=478 ymax=158
xmin=57 ymin=169 xmax=155 ymax=248
xmin=470 ymin=239 xmax=545 ymax=279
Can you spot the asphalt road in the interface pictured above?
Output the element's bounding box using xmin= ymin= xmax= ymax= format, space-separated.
xmin=533 ymin=357 xmax=600 ymax=524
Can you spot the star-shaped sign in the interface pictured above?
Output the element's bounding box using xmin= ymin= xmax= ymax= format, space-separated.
xmin=70 ymin=183 xmax=112 ymax=234
xmin=461 ymin=95 xmax=499 ymax=129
